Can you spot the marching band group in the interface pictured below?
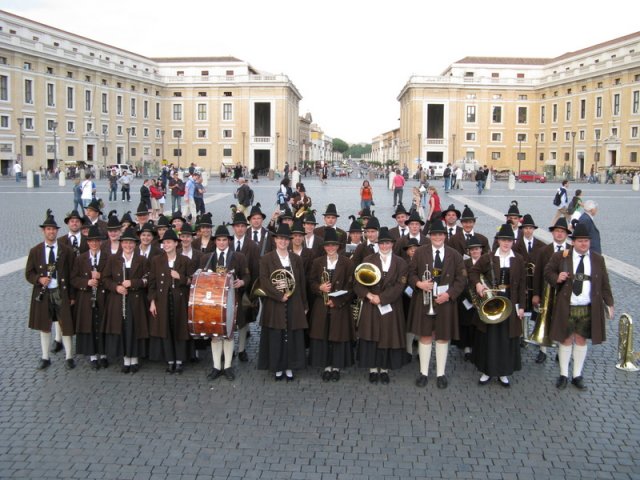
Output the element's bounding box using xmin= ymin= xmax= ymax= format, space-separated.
xmin=26 ymin=190 xmax=614 ymax=390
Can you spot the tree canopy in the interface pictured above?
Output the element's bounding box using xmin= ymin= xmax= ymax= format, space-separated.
xmin=332 ymin=138 xmax=349 ymax=153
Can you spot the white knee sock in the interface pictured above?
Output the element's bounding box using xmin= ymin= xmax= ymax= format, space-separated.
xmin=572 ymin=344 xmax=588 ymax=377
xmin=211 ymin=340 xmax=223 ymax=370
xmin=558 ymin=344 xmax=572 ymax=377
xmin=123 ymin=357 xmax=131 ymax=366
xmin=223 ymin=339 xmax=234 ymax=369
xmin=435 ymin=342 xmax=449 ymax=377
xmin=40 ymin=332 xmax=51 ymax=360
xmin=62 ymin=336 xmax=73 ymax=360
xmin=54 ymin=324 xmax=62 ymax=343
xmin=238 ymin=325 xmax=248 ymax=353
xmin=406 ymin=332 xmax=415 ymax=355
xmin=418 ymin=342 xmax=432 ymax=376
xmin=540 ymin=346 xmax=548 ymax=354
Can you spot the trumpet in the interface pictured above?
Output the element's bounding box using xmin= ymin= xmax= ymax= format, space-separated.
xmin=423 ymin=263 xmax=436 ymax=315
xmin=321 ymin=266 xmax=330 ymax=305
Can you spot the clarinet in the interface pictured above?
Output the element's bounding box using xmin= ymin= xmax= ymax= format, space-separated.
xmin=91 ymin=258 xmax=98 ymax=309
xmin=122 ymin=262 xmax=127 ymax=319
xmin=35 ymin=263 xmax=56 ymax=302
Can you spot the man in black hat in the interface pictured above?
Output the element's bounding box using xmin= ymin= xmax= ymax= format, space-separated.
xmin=199 ymin=225 xmax=250 ymax=381
xmin=492 ymin=201 xmax=522 ymax=250
xmin=544 ymin=223 xmax=613 ymax=390
xmin=514 ymin=214 xmax=546 ymax=262
xmin=394 ymin=210 xmax=430 ymax=258
xmin=313 ymin=204 xmax=347 ymax=249
xmin=133 ymin=202 xmax=150 ymax=231
xmin=59 ymin=210 xmax=89 ymax=257
xmin=345 ymin=215 xmax=364 ymax=258
xmin=389 ymin=204 xmax=409 ymax=241
xmin=440 ymin=204 xmax=462 ymax=245
xmin=85 ymin=200 xmax=108 ymax=238
xmin=26 ymin=210 xmax=76 ymax=370
xmin=247 ymin=203 xmax=274 ymax=256
xmin=449 ymin=205 xmax=490 ymax=256
xmin=302 ymin=212 xmax=324 ymax=259
xmin=530 ymin=217 xmax=572 ymax=363
xmin=350 ymin=216 xmax=380 ymax=267
xmin=408 ymin=220 xmax=466 ymax=389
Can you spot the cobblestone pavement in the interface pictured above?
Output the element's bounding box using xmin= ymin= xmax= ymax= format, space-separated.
xmin=0 ymin=175 xmax=638 ymax=479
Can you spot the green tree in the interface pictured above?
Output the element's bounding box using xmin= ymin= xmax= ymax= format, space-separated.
xmin=345 ymin=143 xmax=372 ymax=158
xmin=332 ymin=138 xmax=349 ymax=153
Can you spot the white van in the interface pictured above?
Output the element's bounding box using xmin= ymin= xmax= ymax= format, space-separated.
xmin=108 ymin=163 xmax=135 ymax=176
xmin=421 ymin=161 xmax=446 ymax=178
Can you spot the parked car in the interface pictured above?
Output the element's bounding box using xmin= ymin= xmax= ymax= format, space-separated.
xmin=516 ymin=170 xmax=547 ymax=183
xmin=108 ymin=163 xmax=135 ymax=176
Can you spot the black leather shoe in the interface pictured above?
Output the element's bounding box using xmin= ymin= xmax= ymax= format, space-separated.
xmin=223 ymin=368 xmax=235 ymax=381
xmin=274 ymin=373 xmax=284 ymax=381
xmin=90 ymin=360 xmax=100 ymax=370
xmin=535 ymin=351 xmax=547 ymax=364
xmin=379 ymin=372 xmax=390 ymax=384
xmin=464 ymin=352 xmax=472 ymax=362
xmin=415 ymin=375 xmax=428 ymax=388
xmin=571 ymin=376 xmax=587 ymax=390
xmin=121 ymin=365 xmax=130 ymax=374
xmin=478 ymin=375 xmax=491 ymax=385
xmin=166 ymin=364 xmax=175 ymax=374
xmin=238 ymin=351 xmax=249 ymax=362
xmin=369 ymin=372 xmax=379 ymax=384
xmin=51 ymin=341 xmax=63 ymax=353
xmin=499 ymin=377 xmax=510 ymax=388
xmin=189 ymin=356 xmax=200 ymax=363
xmin=175 ymin=364 xmax=184 ymax=374
xmin=322 ymin=371 xmax=331 ymax=382
xmin=207 ymin=368 xmax=222 ymax=380
xmin=99 ymin=358 xmax=109 ymax=369
xmin=556 ymin=375 xmax=568 ymax=389
xmin=130 ymin=364 xmax=139 ymax=374
xmin=65 ymin=359 xmax=76 ymax=370
xmin=437 ymin=375 xmax=448 ymax=389
xmin=330 ymin=370 xmax=340 ymax=382
xmin=37 ymin=358 xmax=51 ymax=370
xmin=285 ymin=373 xmax=295 ymax=382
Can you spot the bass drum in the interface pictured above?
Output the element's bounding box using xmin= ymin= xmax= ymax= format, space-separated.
xmin=188 ymin=272 xmax=237 ymax=339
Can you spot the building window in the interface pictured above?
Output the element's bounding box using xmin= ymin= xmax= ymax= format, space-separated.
xmin=631 ymin=152 xmax=638 ymax=163
xmin=24 ymin=79 xmax=34 ymax=104
xmin=173 ymin=104 xmax=182 ymax=121
xmin=631 ymin=126 xmax=638 ymax=139
xmin=551 ymin=151 xmax=557 ymax=160
xmin=130 ymin=127 xmax=136 ymax=137
xmin=45 ymin=83 xmax=55 ymax=107
xmin=579 ymin=130 xmax=585 ymax=141
xmin=130 ymin=98 xmax=136 ymax=117
xmin=491 ymin=152 xmax=501 ymax=160
xmin=224 ymin=91 xmax=233 ymax=97
xmin=611 ymin=127 xmax=618 ymax=137
xmin=197 ymin=129 xmax=207 ymax=138
xmin=596 ymin=97 xmax=602 ymax=118
xmin=223 ymin=129 xmax=233 ymax=139
xmin=25 ymin=117 xmax=34 ymax=130
xmin=47 ymin=119 xmax=56 ymax=131
xmin=552 ymin=104 xmax=557 ymax=123
xmin=491 ymin=106 xmax=502 ymax=123
xmin=595 ymin=128 xmax=601 ymax=140
xmin=613 ymin=93 xmax=620 ymax=116
xmin=465 ymin=105 xmax=476 ymax=123
xmin=155 ymin=148 xmax=160 ymax=157
xmin=198 ymin=148 xmax=207 ymax=156
xmin=67 ymin=146 xmax=74 ymax=157
xmin=0 ymin=115 xmax=8 ymax=128
xmin=143 ymin=100 xmax=149 ymax=119
xmin=67 ymin=87 xmax=74 ymax=109
xmin=117 ymin=95 xmax=123 ymax=115
xmin=517 ymin=133 xmax=527 ymax=142
xmin=517 ymin=106 xmax=528 ymax=124
xmin=564 ymin=131 xmax=571 ymax=141
xmin=223 ymin=103 xmax=233 ymax=121
xmin=540 ymin=105 xmax=546 ymax=124
xmin=173 ymin=92 xmax=182 ymax=97
xmin=565 ymin=101 xmax=571 ymax=121
xmin=633 ymin=91 xmax=639 ymax=114
xmin=23 ymin=62 xmax=31 ymax=71
xmin=197 ymin=103 xmax=207 ymax=121
xmin=155 ymin=102 xmax=161 ymax=120
xmin=67 ymin=121 xmax=75 ymax=133
xmin=86 ymin=122 xmax=93 ymax=133
xmin=102 ymin=124 xmax=108 ymax=135
xmin=564 ymin=152 xmax=570 ymax=161
xmin=198 ymin=92 xmax=207 ymax=97
xmin=491 ymin=132 xmax=502 ymax=142
xmin=518 ymin=95 xmax=528 ymax=100
xmin=85 ymin=90 xmax=92 ymax=111
xmin=143 ymin=128 xmax=149 ymax=137
xmin=173 ymin=129 xmax=182 ymax=139
xmin=131 ymin=147 xmax=137 ymax=157
xmin=0 ymin=75 xmax=8 ymax=101
xmin=26 ymin=145 xmax=34 ymax=156
xmin=465 ymin=132 xmax=476 ymax=141
xmin=580 ymin=99 xmax=586 ymax=119
xmin=226 ymin=70 xmax=234 ymax=77
xmin=223 ymin=147 xmax=232 ymax=157
xmin=101 ymin=93 xmax=108 ymax=114
xmin=552 ymin=132 xmax=557 ymax=142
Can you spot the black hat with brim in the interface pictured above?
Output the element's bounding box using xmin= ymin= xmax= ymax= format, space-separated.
xmin=120 ymin=227 xmax=140 ymax=243
xmin=64 ymin=210 xmax=83 ymax=224
xmin=160 ymin=229 xmax=179 ymax=243
xmin=232 ymin=212 xmax=249 ymax=226
xmin=429 ymin=220 xmax=447 ymax=235
xmin=248 ymin=203 xmax=267 ymax=220
xmin=323 ymin=228 xmax=341 ymax=245
xmin=391 ymin=204 xmax=408 ymax=218
xmin=273 ymin=223 xmax=292 ymax=239
xmin=460 ymin=205 xmax=476 ymax=221
xmin=406 ymin=210 xmax=425 ymax=226
xmin=441 ymin=204 xmax=461 ymax=219
xmin=403 ymin=238 xmax=420 ymax=250
xmin=519 ymin=214 xmax=538 ymax=229
xmin=135 ymin=202 xmax=149 ymax=216
xmin=570 ymin=222 xmax=591 ymax=240
xmin=86 ymin=225 xmax=104 ymax=241
xmin=212 ymin=224 xmax=233 ymax=239
xmin=323 ymin=203 xmax=340 ymax=217
xmin=178 ymin=224 xmax=195 ymax=236
xmin=495 ymin=223 xmax=515 ymax=240
xmin=548 ymin=217 xmax=570 ymax=232
xmin=377 ymin=226 xmax=395 ymax=243
xmin=40 ymin=209 xmax=59 ymax=229
xmin=505 ymin=200 xmax=522 ymax=217
xmin=138 ymin=221 xmax=157 ymax=237
xmin=86 ymin=200 xmax=103 ymax=215
xmin=466 ymin=235 xmax=484 ymax=249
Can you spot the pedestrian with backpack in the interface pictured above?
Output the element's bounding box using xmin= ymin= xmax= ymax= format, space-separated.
xmin=551 ymin=180 xmax=570 ymax=225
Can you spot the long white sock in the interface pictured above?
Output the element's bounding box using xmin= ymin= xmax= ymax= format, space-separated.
xmin=369 ymin=368 xmax=378 ymax=374
xmin=131 ymin=357 xmax=138 ymax=365
xmin=572 ymin=344 xmax=588 ymax=377
xmin=62 ymin=336 xmax=73 ymax=360
xmin=40 ymin=332 xmax=51 ymax=360
xmin=540 ymin=346 xmax=548 ymax=354
xmin=211 ymin=340 xmax=223 ymax=370
xmin=418 ymin=342 xmax=432 ymax=376
xmin=54 ymin=324 xmax=62 ymax=343
xmin=435 ymin=342 xmax=449 ymax=377
xmin=558 ymin=344 xmax=572 ymax=377
xmin=406 ymin=332 xmax=415 ymax=355
xmin=238 ymin=325 xmax=248 ymax=353
xmin=123 ymin=357 xmax=131 ymax=366
xmin=223 ymin=339 xmax=234 ymax=369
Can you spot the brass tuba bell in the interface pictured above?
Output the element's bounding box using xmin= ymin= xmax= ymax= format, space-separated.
xmin=354 ymin=263 xmax=382 ymax=286
xmin=616 ymin=313 xmax=639 ymax=372
xmin=526 ymin=282 xmax=555 ymax=346
xmin=476 ymin=274 xmax=513 ymax=324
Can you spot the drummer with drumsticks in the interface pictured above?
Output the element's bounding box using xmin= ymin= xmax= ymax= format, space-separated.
xmin=198 ymin=225 xmax=250 ymax=381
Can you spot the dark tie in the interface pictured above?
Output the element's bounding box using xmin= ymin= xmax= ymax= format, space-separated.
xmin=400 ymin=228 xmax=405 ymax=237
xmin=465 ymin=234 xmax=471 ymax=241
xmin=253 ymin=230 xmax=259 ymax=243
xmin=434 ymin=249 xmax=443 ymax=270
xmin=217 ymin=251 xmax=225 ymax=267
xmin=48 ymin=245 xmax=56 ymax=278
xmin=448 ymin=228 xmax=453 ymax=239
xmin=557 ymin=245 xmax=563 ymax=252
xmin=573 ymin=255 xmax=585 ymax=296
xmin=528 ymin=241 xmax=532 ymax=253
xmin=236 ymin=240 xmax=241 ymax=252
xmin=72 ymin=235 xmax=78 ymax=249
xmin=92 ymin=256 xmax=98 ymax=269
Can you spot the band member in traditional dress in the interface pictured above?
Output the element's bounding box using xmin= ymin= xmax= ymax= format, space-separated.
xmin=314 ymin=203 xmax=347 ymax=248
xmin=389 ymin=204 xmax=409 ymax=240
xmin=440 ymin=204 xmax=462 ymax=247
xmin=26 ymin=210 xmax=76 ymax=370
xmin=192 ymin=213 xmax=215 ymax=253
xmin=177 ymin=223 xmax=202 ymax=273
xmin=402 ymin=237 xmax=420 ymax=358
xmin=59 ymin=209 xmax=88 ymax=256
xmin=302 ymin=211 xmax=324 ymax=259
xmin=408 ymin=221 xmax=466 ymax=389
xmin=247 ymin=203 xmax=274 ymax=256
xmin=120 ymin=211 xmax=134 ymax=232
xmin=448 ymin=205 xmax=490 ymax=256
xmin=102 ymin=212 xmax=122 ymax=257
xmin=257 ymin=224 xmax=308 ymax=381
xmin=544 ymin=223 xmax=614 ymax=390
xmin=354 ymin=227 xmax=408 ymax=384
xmin=395 ymin=210 xmax=430 ymax=258
xmin=72 ymin=225 xmax=108 ymax=369
xmin=308 ymin=228 xmax=355 ymax=381
xmin=200 ymin=225 xmax=250 ymax=381
xmin=148 ymin=229 xmax=191 ymax=373
xmin=85 ymin=200 xmax=108 ymax=237
xmin=350 ymin=216 xmax=380 ymax=266
xmin=290 ymin=220 xmax=315 ymax=272
xmin=154 ymin=216 xmax=171 ymax=248
xmin=138 ymin=221 xmax=162 ymax=260
xmin=134 ymin=202 xmax=151 ymax=232
xmin=492 ymin=201 xmax=522 ymax=250
xmin=470 ymin=224 xmax=526 ymax=387
xmin=102 ymin=227 xmax=150 ymax=373
xmin=345 ymin=215 xmax=363 ymax=259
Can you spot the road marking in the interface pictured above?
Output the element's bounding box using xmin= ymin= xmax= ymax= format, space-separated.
xmin=457 ymin=194 xmax=640 ymax=286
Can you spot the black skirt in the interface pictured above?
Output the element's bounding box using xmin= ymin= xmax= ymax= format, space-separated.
xmin=76 ymin=307 xmax=105 ymax=355
xmin=105 ymin=301 xmax=146 ymax=359
xmin=257 ymin=326 xmax=306 ymax=372
xmin=472 ymin=320 xmax=521 ymax=377
xmin=148 ymin=291 xmax=187 ymax=363
xmin=357 ymin=339 xmax=407 ymax=370
xmin=309 ymin=339 xmax=354 ymax=369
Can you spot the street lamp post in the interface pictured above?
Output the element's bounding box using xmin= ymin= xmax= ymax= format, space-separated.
xmin=571 ymin=131 xmax=576 ymax=181
xmin=517 ymin=137 xmax=523 ymax=177
xmin=126 ymin=127 xmax=131 ymax=164
xmin=103 ymin=130 xmax=108 ymax=171
xmin=52 ymin=121 xmax=58 ymax=172
xmin=160 ymin=129 xmax=165 ymax=168
xmin=176 ymin=130 xmax=182 ymax=170
xmin=595 ymin=131 xmax=600 ymax=183
xmin=452 ymin=133 xmax=456 ymax=165
xmin=242 ymin=131 xmax=246 ymax=169
xmin=417 ymin=133 xmax=422 ymax=164
xmin=534 ymin=133 xmax=539 ymax=165
xmin=17 ymin=118 xmax=24 ymax=171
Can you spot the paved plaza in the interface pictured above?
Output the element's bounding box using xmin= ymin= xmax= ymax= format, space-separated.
xmin=0 ymin=174 xmax=638 ymax=479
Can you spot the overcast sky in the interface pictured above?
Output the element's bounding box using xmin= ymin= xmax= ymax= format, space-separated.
xmin=4 ymin=0 xmax=639 ymax=144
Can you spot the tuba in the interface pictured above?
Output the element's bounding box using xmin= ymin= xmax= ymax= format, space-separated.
xmin=475 ymin=274 xmax=513 ymax=324
xmin=616 ymin=313 xmax=639 ymax=372
xmin=352 ymin=262 xmax=382 ymax=326
xmin=526 ymin=282 xmax=555 ymax=347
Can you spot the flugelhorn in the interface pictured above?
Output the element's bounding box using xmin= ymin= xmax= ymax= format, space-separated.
xmin=616 ymin=313 xmax=639 ymax=372
xmin=526 ymin=282 xmax=554 ymax=347
xmin=321 ymin=266 xmax=331 ymax=305
xmin=422 ymin=263 xmax=435 ymax=315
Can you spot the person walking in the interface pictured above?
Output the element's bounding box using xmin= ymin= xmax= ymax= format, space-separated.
xmin=168 ymin=171 xmax=185 ymax=214
xmin=392 ymin=169 xmax=405 ymax=207
xmin=118 ymin=170 xmax=132 ymax=202
xmin=72 ymin=178 xmax=84 ymax=215
xmin=475 ymin=168 xmax=486 ymax=194
xmin=360 ymin=180 xmax=374 ymax=210
xmin=443 ymin=164 xmax=452 ymax=193
xmin=551 ymin=180 xmax=570 ymax=225
xmin=577 ymin=200 xmax=601 ymax=254
xmin=13 ymin=161 xmax=22 ymax=182
xmin=108 ymin=169 xmax=118 ymax=202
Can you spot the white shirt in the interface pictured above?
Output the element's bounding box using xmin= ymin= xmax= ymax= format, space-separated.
xmin=432 ymin=245 xmax=445 ymax=264
xmin=44 ymin=242 xmax=59 ymax=289
xmin=68 ymin=232 xmax=82 ymax=248
xmin=367 ymin=241 xmax=379 ymax=254
xmin=251 ymin=229 xmax=262 ymax=243
xmin=326 ymin=256 xmax=338 ymax=270
xmin=305 ymin=236 xmax=315 ymax=249
xmin=379 ymin=253 xmax=392 ymax=272
xmin=494 ymin=249 xmax=515 ymax=268
xmin=571 ymin=250 xmax=592 ymax=306
xmin=90 ymin=251 xmax=101 ymax=268
xmin=278 ymin=252 xmax=291 ymax=268
xmin=234 ymin=236 xmax=244 ymax=252
xmin=81 ymin=179 xmax=93 ymax=200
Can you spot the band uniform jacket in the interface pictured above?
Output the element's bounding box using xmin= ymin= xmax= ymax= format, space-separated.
xmin=58 ymin=233 xmax=89 ymax=256
xmin=258 ymin=251 xmax=308 ymax=331
xmin=138 ymin=243 xmax=163 ymax=261
xmin=177 ymin=247 xmax=204 ymax=278
xmin=26 ymin=242 xmax=75 ymax=335
xmin=449 ymin=231 xmax=490 ymax=257
xmin=407 ymin=245 xmax=466 ymax=340
xmin=531 ymin=242 xmax=570 ymax=298
xmin=71 ymin=250 xmax=108 ymax=335
xmin=249 ymin=226 xmax=274 ymax=256
xmin=350 ymin=242 xmax=378 ymax=268
xmin=444 ymin=225 xmax=463 ymax=247
xmin=233 ymin=237 xmax=260 ymax=285
xmin=313 ymin=226 xmax=347 ymax=248
xmin=290 ymin=246 xmax=315 ymax=273
xmin=543 ymin=248 xmax=613 ymax=345
xmin=147 ymin=254 xmax=191 ymax=341
xmin=308 ymin=255 xmax=355 ymax=343
xmin=102 ymin=253 xmax=150 ymax=338
xmin=304 ymin=234 xmax=325 ymax=259
xmin=468 ymin=252 xmax=526 ymax=337
xmin=513 ymin=235 xmax=547 ymax=265
xmin=88 ymin=219 xmax=109 ymax=239
xmin=100 ymin=242 xmax=122 ymax=258
xmin=192 ymin=236 xmax=216 ymax=254
xmin=353 ymin=252 xmax=408 ymax=349
xmin=394 ymin=234 xmax=431 ymax=259
xmin=389 ymin=225 xmax=409 ymax=241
